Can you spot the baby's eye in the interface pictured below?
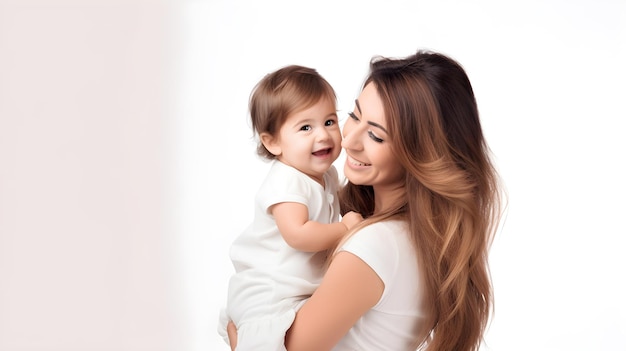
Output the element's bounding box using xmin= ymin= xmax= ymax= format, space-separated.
xmin=368 ymin=130 xmax=384 ymax=143
xmin=300 ymin=125 xmax=312 ymax=131
xmin=325 ymin=119 xmax=336 ymax=126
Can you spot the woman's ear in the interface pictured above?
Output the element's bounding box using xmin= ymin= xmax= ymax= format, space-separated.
xmin=260 ymin=132 xmax=282 ymax=156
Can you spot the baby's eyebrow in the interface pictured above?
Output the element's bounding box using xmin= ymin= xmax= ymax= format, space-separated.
xmin=290 ymin=113 xmax=337 ymax=128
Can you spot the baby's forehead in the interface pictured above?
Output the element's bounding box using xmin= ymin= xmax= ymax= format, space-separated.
xmin=284 ymin=110 xmax=337 ymax=125
xmin=287 ymin=96 xmax=335 ymax=115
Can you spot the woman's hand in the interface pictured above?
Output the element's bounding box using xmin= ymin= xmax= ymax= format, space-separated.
xmin=227 ymin=320 xmax=238 ymax=350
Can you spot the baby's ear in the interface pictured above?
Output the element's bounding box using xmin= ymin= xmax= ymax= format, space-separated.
xmin=260 ymin=132 xmax=282 ymax=156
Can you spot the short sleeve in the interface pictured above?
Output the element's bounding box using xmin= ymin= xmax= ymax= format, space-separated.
xmin=338 ymin=222 xmax=399 ymax=292
xmin=257 ymin=162 xmax=314 ymax=213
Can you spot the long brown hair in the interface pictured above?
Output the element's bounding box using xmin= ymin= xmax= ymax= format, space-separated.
xmin=339 ymin=50 xmax=502 ymax=350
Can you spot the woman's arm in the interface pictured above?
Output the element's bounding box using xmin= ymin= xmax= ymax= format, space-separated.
xmin=285 ymin=251 xmax=384 ymax=351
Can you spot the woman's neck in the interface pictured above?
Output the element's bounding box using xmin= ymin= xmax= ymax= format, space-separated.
xmin=373 ymin=183 xmax=406 ymax=214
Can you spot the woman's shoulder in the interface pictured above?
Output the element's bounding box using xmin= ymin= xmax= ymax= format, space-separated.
xmin=359 ymin=219 xmax=406 ymax=232
xmin=349 ymin=220 xmax=408 ymax=243
xmin=340 ymin=220 xmax=414 ymax=274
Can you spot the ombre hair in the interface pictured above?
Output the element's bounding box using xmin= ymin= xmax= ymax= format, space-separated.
xmin=339 ymin=50 xmax=503 ymax=351
xmin=249 ymin=65 xmax=337 ymax=160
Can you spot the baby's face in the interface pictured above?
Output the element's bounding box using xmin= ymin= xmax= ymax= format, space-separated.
xmin=271 ymin=97 xmax=341 ymax=185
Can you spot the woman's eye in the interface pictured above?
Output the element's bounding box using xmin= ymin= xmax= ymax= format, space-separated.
xmin=300 ymin=125 xmax=312 ymax=131
xmin=348 ymin=112 xmax=359 ymax=121
xmin=368 ymin=130 xmax=384 ymax=143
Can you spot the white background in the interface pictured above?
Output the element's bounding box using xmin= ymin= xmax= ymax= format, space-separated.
xmin=1 ymin=0 xmax=625 ymax=350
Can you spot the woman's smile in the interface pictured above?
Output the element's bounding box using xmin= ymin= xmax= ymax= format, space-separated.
xmin=345 ymin=154 xmax=371 ymax=168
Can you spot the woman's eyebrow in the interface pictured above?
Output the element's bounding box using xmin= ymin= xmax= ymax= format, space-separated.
xmin=355 ymin=99 xmax=388 ymax=134
xmin=368 ymin=121 xmax=388 ymax=134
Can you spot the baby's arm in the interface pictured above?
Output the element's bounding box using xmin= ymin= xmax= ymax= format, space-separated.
xmin=271 ymin=202 xmax=362 ymax=252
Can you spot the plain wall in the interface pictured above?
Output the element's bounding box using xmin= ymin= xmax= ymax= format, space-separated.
xmin=0 ymin=1 xmax=184 ymax=350
xmin=1 ymin=0 xmax=625 ymax=350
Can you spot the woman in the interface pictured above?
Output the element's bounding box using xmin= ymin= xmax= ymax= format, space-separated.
xmin=229 ymin=50 xmax=502 ymax=350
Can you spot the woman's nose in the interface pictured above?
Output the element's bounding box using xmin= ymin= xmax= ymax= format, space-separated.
xmin=341 ymin=124 xmax=360 ymax=150
xmin=341 ymin=136 xmax=354 ymax=150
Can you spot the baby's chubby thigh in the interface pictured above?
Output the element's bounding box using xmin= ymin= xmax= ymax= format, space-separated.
xmin=227 ymin=271 xmax=289 ymax=326
xmin=226 ymin=272 xmax=300 ymax=350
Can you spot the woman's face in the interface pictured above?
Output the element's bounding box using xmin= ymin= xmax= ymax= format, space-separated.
xmin=341 ymin=83 xmax=405 ymax=190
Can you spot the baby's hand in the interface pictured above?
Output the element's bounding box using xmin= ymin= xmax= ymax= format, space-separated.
xmin=341 ymin=211 xmax=364 ymax=230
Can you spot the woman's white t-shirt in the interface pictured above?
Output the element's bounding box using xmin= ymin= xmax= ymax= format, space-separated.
xmin=333 ymin=220 xmax=425 ymax=351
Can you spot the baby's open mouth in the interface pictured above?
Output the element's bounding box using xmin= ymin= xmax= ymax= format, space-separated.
xmin=312 ymin=148 xmax=331 ymax=156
